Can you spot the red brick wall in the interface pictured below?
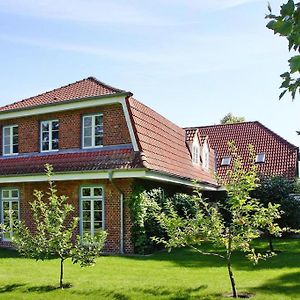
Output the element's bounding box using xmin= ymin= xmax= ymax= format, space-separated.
xmin=0 ymin=178 xmax=134 ymax=254
xmin=0 ymin=104 xmax=131 ymax=154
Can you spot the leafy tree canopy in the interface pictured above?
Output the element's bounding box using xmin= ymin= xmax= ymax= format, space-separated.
xmin=266 ymin=0 xmax=300 ymax=99
xmin=220 ymin=113 xmax=245 ymax=124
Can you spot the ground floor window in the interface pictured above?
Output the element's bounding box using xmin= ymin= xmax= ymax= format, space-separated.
xmin=1 ymin=189 xmax=20 ymax=240
xmin=80 ymin=186 xmax=104 ymax=237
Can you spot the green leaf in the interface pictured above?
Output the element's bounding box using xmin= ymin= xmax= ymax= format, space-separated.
xmin=279 ymin=90 xmax=287 ymax=99
xmin=289 ymin=55 xmax=300 ymax=73
xmin=280 ymin=0 xmax=295 ymax=17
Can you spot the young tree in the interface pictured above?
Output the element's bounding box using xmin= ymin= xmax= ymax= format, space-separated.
xmin=153 ymin=142 xmax=282 ymax=298
xmin=266 ymin=0 xmax=300 ymax=99
xmin=220 ymin=113 xmax=245 ymax=124
xmin=13 ymin=164 xmax=107 ymax=289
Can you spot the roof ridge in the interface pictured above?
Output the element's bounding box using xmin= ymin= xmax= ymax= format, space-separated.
xmin=255 ymin=121 xmax=299 ymax=150
xmin=0 ymin=76 xmax=126 ymax=111
xmin=185 ymin=121 xmax=256 ymax=130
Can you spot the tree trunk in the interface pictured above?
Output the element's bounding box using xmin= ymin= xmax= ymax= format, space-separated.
xmin=60 ymin=258 xmax=64 ymax=289
xmin=227 ymin=258 xmax=238 ymax=298
xmin=268 ymin=233 xmax=274 ymax=252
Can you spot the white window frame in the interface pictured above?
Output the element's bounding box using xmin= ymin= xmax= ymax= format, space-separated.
xmin=2 ymin=125 xmax=18 ymax=156
xmin=82 ymin=114 xmax=103 ymax=149
xmin=80 ymin=186 xmax=104 ymax=238
xmin=221 ymin=156 xmax=231 ymax=166
xmin=40 ymin=120 xmax=59 ymax=152
xmin=192 ymin=145 xmax=200 ymax=164
xmin=255 ymin=153 xmax=266 ymax=163
xmin=1 ymin=188 xmax=20 ymax=241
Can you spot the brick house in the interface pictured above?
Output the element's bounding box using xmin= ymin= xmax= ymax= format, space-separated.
xmin=0 ymin=77 xmax=218 ymax=253
xmin=186 ymin=122 xmax=299 ymax=180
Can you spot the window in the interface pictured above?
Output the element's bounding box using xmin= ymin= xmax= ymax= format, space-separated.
xmin=192 ymin=145 xmax=200 ymax=164
xmin=40 ymin=120 xmax=59 ymax=152
xmin=202 ymin=143 xmax=209 ymax=170
xmin=221 ymin=156 xmax=231 ymax=166
xmin=1 ymin=189 xmax=20 ymax=240
xmin=80 ymin=186 xmax=104 ymax=237
xmin=82 ymin=114 xmax=103 ymax=148
xmin=255 ymin=153 xmax=266 ymax=163
xmin=3 ymin=125 xmax=18 ymax=156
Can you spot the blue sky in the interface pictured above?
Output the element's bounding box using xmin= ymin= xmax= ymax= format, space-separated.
xmin=0 ymin=0 xmax=300 ymax=146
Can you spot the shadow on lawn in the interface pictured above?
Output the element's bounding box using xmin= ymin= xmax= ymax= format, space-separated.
xmin=123 ymin=239 xmax=300 ymax=271
xmin=0 ymin=284 xmax=25 ymax=293
xmin=251 ymin=271 xmax=300 ymax=296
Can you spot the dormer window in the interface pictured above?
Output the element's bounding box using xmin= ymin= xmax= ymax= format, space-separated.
xmin=192 ymin=144 xmax=200 ymax=164
xmin=202 ymin=142 xmax=209 ymax=170
xmin=3 ymin=125 xmax=18 ymax=156
xmin=82 ymin=114 xmax=103 ymax=149
xmin=41 ymin=120 xmax=59 ymax=152
xmin=255 ymin=153 xmax=265 ymax=163
xmin=221 ymin=156 xmax=231 ymax=166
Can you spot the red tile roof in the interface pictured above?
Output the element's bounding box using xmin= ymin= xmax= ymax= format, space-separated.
xmin=0 ymin=77 xmax=126 ymax=112
xmin=193 ymin=122 xmax=299 ymax=180
xmin=0 ymin=148 xmax=142 ymax=176
xmin=127 ymin=97 xmax=216 ymax=184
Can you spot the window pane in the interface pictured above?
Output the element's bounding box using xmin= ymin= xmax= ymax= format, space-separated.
xmin=12 ymin=126 xmax=18 ymax=135
xmin=94 ymin=200 xmax=102 ymax=211
xmin=95 ymin=136 xmax=103 ymax=146
xmin=11 ymin=190 xmax=18 ymax=198
xmin=95 ymin=115 xmax=103 ymax=126
xmin=42 ymin=142 xmax=49 ymax=151
xmin=94 ymin=222 xmax=102 ymax=232
xmin=84 ymin=127 xmax=92 ymax=137
xmin=84 ymin=137 xmax=92 ymax=147
xmin=2 ymin=201 xmax=9 ymax=209
xmin=13 ymin=135 xmax=18 ymax=144
xmin=42 ymin=132 xmax=49 ymax=142
xmin=3 ymin=127 xmax=10 ymax=137
xmin=4 ymin=136 xmax=10 ymax=145
xmin=94 ymin=211 xmax=102 ymax=222
xmin=94 ymin=188 xmax=102 ymax=197
xmin=83 ymin=210 xmax=91 ymax=222
xmin=4 ymin=145 xmax=10 ymax=155
xmin=82 ymin=188 xmax=91 ymax=197
xmin=95 ymin=126 xmax=103 ymax=136
xmin=2 ymin=191 xmax=9 ymax=198
xmin=41 ymin=122 xmax=49 ymax=132
xmin=52 ymin=121 xmax=59 ymax=130
xmin=83 ymin=221 xmax=91 ymax=232
xmin=84 ymin=117 xmax=92 ymax=127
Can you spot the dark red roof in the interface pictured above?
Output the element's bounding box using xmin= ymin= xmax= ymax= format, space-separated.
xmin=127 ymin=98 xmax=216 ymax=184
xmin=0 ymin=77 xmax=125 ymax=112
xmin=194 ymin=122 xmax=299 ymax=180
xmin=0 ymin=148 xmax=142 ymax=176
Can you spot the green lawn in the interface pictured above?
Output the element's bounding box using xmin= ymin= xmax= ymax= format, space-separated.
xmin=0 ymin=239 xmax=299 ymax=299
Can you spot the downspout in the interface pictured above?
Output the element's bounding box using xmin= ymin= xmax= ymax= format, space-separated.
xmin=108 ymin=170 xmax=124 ymax=254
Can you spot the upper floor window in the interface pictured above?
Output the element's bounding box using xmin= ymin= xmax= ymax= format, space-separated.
xmin=3 ymin=125 xmax=18 ymax=156
xmin=255 ymin=153 xmax=265 ymax=163
xmin=1 ymin=188 xmax=20 ymax=241
xmin=192 ymin=145 xmax=200 ymax=164
xmin=82 ymin=114 xmax=103 ymax=149
xmin=202 ymin=143 xmax=209 ymax=170
xmin=41 ymin=120 xmax=59 ymax=152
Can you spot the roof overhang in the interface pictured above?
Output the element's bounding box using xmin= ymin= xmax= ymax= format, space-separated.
xmin=0 ymin=169 xmax=220 ymax=191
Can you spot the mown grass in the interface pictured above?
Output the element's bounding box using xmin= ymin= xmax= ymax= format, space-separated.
xmin=0 ymin=238 xmax=299 ymax=299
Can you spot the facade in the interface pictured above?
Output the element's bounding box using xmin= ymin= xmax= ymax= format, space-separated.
xmin=187 ymin=122 xmax=299 ymax=180
xmin=0 ymin=77 xmax=217 ymax=253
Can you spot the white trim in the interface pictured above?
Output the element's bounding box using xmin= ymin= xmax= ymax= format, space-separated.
xmin=0 ymin=170 xmax=147 ymax=183
xmin=120 ymin=99 xmax=139 ymax=151
xmin=0 ymin=95 xmax=126 ymax=120
xmin=0 ymin=169 xmax=219 ymax=190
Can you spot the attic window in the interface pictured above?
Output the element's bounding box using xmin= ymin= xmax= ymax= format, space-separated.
xmin=255 ymin=153 xmax=265 ymax=163
xmin=221 ymin=156 xmax=231 ymax=166
xmin=192 ymin=145 xmax=200 ymax=165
